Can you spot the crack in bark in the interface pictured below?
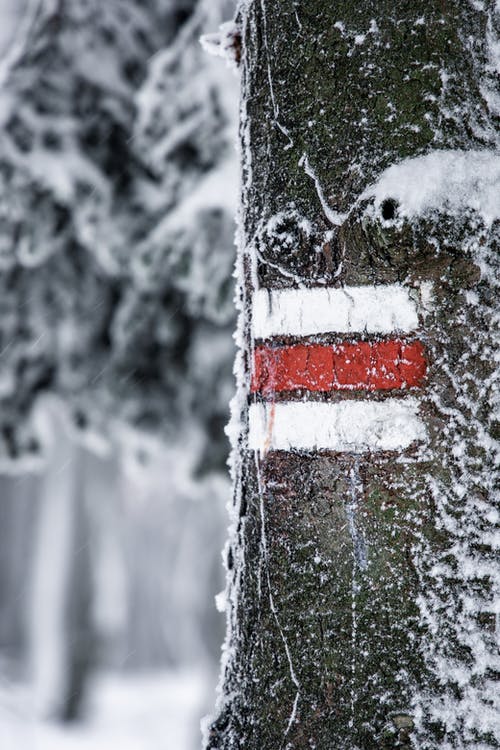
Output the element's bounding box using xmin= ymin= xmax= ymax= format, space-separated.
xmin=346 ymin=460 xmax=368 ymax=732
xmin=254 ymin=452 xmax=301 ymax=745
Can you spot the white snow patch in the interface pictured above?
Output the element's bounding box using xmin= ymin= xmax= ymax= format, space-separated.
xmin=0 ymin=670 xmax=207 ymax=750
xmin=418 ymin=280 xmax=434 ymax=312
xmin=363 ymin=150 xmax=500 ymax=227
xmin=252 ymin=284 xmax=421 ymax=339
xmin=200 ymin=21 xmax=240 ymax=71
xmin=215 ymin=590 xmax=227 ymax=613
xmin=248 ymin=399 xmax=427 ymax=453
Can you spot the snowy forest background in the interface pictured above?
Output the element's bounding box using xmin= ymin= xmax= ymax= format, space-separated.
xmin=0 ymin=1 xmax=238 ymax=747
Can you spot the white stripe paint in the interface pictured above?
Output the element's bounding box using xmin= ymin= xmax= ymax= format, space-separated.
xmin=252 ymin=284 xmax=421 ymax=339
xmin=248 ymin=399 xmax=427 ymax=453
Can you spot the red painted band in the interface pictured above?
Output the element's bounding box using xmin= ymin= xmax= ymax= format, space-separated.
xmin=251 ymin=340 xmax=427 ymax=394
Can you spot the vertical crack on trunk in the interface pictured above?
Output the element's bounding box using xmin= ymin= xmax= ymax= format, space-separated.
xmin=260 ymin=0 xmax=293 ymax=149
xmin=254 ymin=453 xmax=301 ymax=744
xmin=347 ymin=460 xmax=368 ymax=729
xmin=347 ymin=461 xmax=368 ymax=572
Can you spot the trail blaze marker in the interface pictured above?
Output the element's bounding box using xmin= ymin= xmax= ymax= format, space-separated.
xmin=248 ymin=399 xmax=427 ymax=453
xmin=251 ymin=340 xmax=427 ymax=394
xmin=249 ymin=284 xmax=429 ymax=453
xmin=251 ymin=284 xmax=421 ymax=338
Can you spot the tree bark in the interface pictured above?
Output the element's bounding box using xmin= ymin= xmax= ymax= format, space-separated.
xmin=206 ymin=1 xmax=499 ymax=749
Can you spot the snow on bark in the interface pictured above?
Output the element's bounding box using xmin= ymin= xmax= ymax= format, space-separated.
xmin=362 ymin=150 xmax=500 ymax=228
xmin=206 ymin=1 xmax=500 ymax=749
xmin=200 ymin=21 xmax=241 ymax=69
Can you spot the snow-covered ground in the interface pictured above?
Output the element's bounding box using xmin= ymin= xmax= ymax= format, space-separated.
xmin=0 ymin=669 xmax=210 ymax=750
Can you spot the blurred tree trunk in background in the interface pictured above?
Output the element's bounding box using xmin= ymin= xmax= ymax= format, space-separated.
xmin=206 ymin=1 xmax=500 ymax=749
xmin=29 ymin=419 xmax=95 ymax=721
xmin=0 ymin=474 xmax=39 ymax=668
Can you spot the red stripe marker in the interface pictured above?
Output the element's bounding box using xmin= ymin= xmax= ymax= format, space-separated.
xmin=250 ymin=284 xmax=430 ymax=453
xmin=251 ymin=340 xmax=427 ymax=394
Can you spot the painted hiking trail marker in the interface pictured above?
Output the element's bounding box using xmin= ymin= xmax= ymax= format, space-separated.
xmin=249 ymin=284 xmax=430 ymax=453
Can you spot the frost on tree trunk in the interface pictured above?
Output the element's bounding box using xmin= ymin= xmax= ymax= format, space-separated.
xmin=206 ymin=1 xmax=499 ymax=749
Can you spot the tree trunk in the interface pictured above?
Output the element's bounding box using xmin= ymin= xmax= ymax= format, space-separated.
xmin=0 ymin=473 xmax=39 ymax=671
xmin=29 ymin=414 xmax=95 ymax=722
xmin=206 ymin=2 xmax=499 ymax=749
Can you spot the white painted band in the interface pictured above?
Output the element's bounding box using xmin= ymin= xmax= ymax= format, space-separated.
xmin=252 ymin=284 xmax=421 ymax=339
xmin=248 ymin=398 xmax=427 ymax=453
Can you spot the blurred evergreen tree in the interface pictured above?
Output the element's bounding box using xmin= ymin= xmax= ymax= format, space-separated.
xmin=0 ymin=0 xmax=237 ymax=474
xmin=0 ymin=0 xmax=237 ymax=723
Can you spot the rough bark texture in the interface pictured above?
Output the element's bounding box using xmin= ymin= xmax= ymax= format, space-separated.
xmin=207 ymin=2 xmax=499 ymax=749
